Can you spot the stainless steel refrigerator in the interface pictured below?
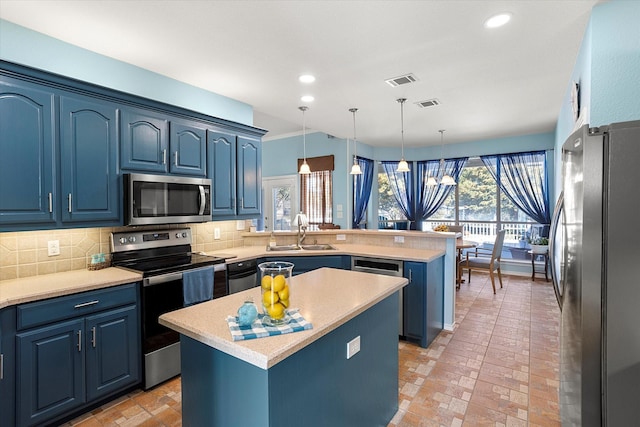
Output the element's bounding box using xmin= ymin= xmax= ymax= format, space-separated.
xmin=550 ymin=120 xmax=640 ymax=426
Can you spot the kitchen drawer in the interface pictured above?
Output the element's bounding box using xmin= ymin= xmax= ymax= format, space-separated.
xmin=16 ymin=283 xmax=137 ymax=331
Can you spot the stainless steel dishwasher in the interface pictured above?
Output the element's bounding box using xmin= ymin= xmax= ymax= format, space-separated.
xmin=351 ymin=256 xmax=404 ymax=336
xmin=227 ymin=259 xmax=258 ymax=294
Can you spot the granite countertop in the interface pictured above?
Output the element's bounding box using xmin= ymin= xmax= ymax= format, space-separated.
xmin=159 ymin=267 xmax=407 ymax=370
xmin=0 ymin=267 xmax=143 ymax=309
xmin=210 ymin=243 xmax=445 ymax=264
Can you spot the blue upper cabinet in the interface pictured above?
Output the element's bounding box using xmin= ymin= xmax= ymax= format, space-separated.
xmin=0 ymin=77 xmax=57 ymax=227
xmin=60 ymin=95 xmax=120 ymax=224
xmin=120 ymin=109 xmax=169 ymax=173
xmin=121 ymin=109 xmax=207 ymax=176
xmin=237 ymin=136 xmax=262 ymax=216
xmin=169 ymin=120 xmax=207 ymax=176
xmin=208 ymin=130 xmax=237 ymax=216
xmin=207 ymin=130 xmax=262 ymax=218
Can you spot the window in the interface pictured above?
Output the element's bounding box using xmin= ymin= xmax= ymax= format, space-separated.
xmin=300 ymin=170 xmax=332 ymax=228
xmin=298 ymin=155 xmax=334 ymax=230
xmin=377 ymin=163 xmax=409 ymax=229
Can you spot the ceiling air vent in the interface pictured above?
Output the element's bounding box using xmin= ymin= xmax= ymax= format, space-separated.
xmin=385 ymin=73 xmax=418 ymax=87
xmin=415 ymin=98 xmax=441 ymax=108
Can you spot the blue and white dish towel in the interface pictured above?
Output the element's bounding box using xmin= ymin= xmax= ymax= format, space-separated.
xmin=226 ymin=308 xmax=313 ymax=341
xmin=183 ymin=266 xmax=214 ymax=306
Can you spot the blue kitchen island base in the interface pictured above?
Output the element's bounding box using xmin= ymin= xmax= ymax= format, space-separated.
xmin=180 ymin=293 xmax=399 ymax=427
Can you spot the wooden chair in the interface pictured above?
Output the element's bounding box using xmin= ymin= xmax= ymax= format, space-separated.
xmin=463 ymin=229 xmax=506 ymax=294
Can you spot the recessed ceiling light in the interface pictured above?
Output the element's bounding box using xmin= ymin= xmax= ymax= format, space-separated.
xmin=301 ymin=95 xmax=315 ymax=103
xmin=484 ymin=13 xmax=511 ymax=29
xmin=299 ymin=74 xmax=316 ymax=83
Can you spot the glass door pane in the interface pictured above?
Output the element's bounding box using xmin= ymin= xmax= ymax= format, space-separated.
xmin=263 ymin=176 xmax=297 ymax=232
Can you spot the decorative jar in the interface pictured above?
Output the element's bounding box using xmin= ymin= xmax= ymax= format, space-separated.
xmin=258 ymin=261 xmax=294 ymax=325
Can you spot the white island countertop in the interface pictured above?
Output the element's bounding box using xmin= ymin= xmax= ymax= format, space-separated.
xmin=159 ymin=267 xmax=407 ymax=370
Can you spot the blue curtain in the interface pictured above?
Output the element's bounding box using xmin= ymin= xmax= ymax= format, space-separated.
xmin=481 ymin=151 xmax=551 ymax=225
xmin=352 ymin=156 xmax=374 ymax=228
xmin=382 ymin=161 xmax=415 ymax=228
xmin=416 ymin=157 xmax=468 ymax=220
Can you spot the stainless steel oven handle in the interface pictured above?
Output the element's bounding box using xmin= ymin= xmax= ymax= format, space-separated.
xmin=198 ymin=185 xmax=206 ymax=215
xmin=144 ymin=272 xmax=184 ymax=287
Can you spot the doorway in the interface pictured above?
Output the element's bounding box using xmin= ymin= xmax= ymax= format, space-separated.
xmin=262 ymin=175 xmax=298 ymax=232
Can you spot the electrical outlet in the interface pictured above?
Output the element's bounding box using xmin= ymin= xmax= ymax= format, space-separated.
xmin=47 ymin=240 xmax=60 ymax=256
xmin=236 ymin=220 xmax=245 ymax=230
xmin=336 ymin=234 xmax=346 ymax=241
xmin=394 ymin=235 xmax=404 ymax=243
xmin=214 ymin=228 xmax=221 ymax=240
xmin=336 ymin=211 xmax=343 ymax=218
xmin=347 ymin=336 xmax=361 ymax=359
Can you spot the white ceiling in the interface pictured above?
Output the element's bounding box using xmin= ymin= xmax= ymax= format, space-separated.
xmin=0 ymin=0 xmax=601 ymax=147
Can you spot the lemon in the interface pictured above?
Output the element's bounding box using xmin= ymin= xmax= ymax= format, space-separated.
xmin=272 ymin=274 xmax=286 ymax=292
xmin=267 ymin=302 xmax=285 ymax=319
xmin=261 ymin=275 xmax=273 ymax=290
xmin=262 ymin=290 xmax=279 ymax=306
xmin=279 ymin=298 xmax=290 ymax=308
xmin=278 ymin=284 xmax=289 ymax=301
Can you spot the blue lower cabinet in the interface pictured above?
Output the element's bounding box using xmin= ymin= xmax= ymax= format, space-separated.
xmin=17 ymin=319 xmax=85 ymax=426
xmin=1 ymin=307 xmax=17 ymax=427
xmin=264 ymin=255 xmax=351 ymax=275
xmin=85 ymin=305 xmax=140 ymax=402
xmin=404 ymin=258 xmax=444 ymax=348
xmin=14 ymin=284 xmax=140 ymax=427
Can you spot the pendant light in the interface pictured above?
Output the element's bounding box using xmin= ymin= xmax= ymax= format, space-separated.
xmin=396 ymin=98 xmax=410 ymax=172
xmin=298 ymin=106 xmax=311 ymax=175
xmin=349 ymin=108 xmax=362 ymax=175
xmin=438 ymin=129 xmax=456 ymax=186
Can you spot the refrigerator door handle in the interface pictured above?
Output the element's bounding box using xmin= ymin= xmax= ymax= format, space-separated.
xmin=549 ymin=191 xmax=564 ymax=310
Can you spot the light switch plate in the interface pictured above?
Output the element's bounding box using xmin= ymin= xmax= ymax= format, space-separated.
xmin=336 ymin=234 xmax=346 ymax=241
xmin=394 ymin=235 xmax=404 ymax=243
xmin=347 ymin=336 xmax=361 ymax=359
xmin=214 ymin=228 xmax=221 ymax=240
xmin=236 ymin=220 xmax=245 ymax=230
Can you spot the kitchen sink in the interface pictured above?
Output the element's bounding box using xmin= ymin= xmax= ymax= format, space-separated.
xmin=266 ymin=244 xmax=302 ymax=251
xmin=300 ymin=244 xmax=336 ymax=251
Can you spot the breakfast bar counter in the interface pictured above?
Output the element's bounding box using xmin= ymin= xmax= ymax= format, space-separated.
xmin=159 ymin=267 xmax=408 ymax=427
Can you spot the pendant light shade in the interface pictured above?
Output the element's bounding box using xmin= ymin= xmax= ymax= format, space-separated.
xmin=438 ymin=129 xmax=456 ymax=186
xmin=299 ymin=106 xmax=311 ymax=175
xmin=349 ymin=108 xmax=363 ymax=175
xmin=396 ymin=98 xmax=410 ymax=172
xmin=426 ymin=176 xmax=438 ymax=186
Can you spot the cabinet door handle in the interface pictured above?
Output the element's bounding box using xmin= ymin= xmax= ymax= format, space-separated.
xmin=240 ymin=197 xmax=244 ymax=209
xmin=1 ymin=353 xmax=4 ymax=380
xmin=162 ymin=149 xmax=167 ymax=165
xmin=409 ymin=270 xmax=412 ymax=283
xmin=77 ymin=330 xmax=82 ymax=352
xmin=74 ymin=300 xmax=99 ymax=309
xmin=68 ymin=193 xmax=72 ymax=213
xmin=91 ymin=326 xmax=97 ymax=348
xmin=232 ymin=197 xmax=236 ymax=210
xmin=174 ymin=151 xmax=178 ymax=166
xmin=48 ymin=192 xmax=53 ymax=213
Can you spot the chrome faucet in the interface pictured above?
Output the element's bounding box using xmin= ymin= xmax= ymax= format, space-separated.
xmin=293 ymin=212 xmax=309 ymax=248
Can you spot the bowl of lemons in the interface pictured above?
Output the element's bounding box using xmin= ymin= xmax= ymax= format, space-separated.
xmin=258 ymin=261 xmax=294 ymax=325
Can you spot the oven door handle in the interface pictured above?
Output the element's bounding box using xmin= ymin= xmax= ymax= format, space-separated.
xmin=144 ymin=272 xmax=183 ymax=287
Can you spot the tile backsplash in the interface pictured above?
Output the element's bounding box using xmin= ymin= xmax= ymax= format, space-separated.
xmin=0 ymin=220 xmax=251 ymax=281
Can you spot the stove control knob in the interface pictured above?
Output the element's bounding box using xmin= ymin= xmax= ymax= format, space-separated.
xmin=181 ymin=232 xmax=187 ymax=238
xmin=119 ymin=237 xmax=127 ymax=245
xmin=175 ymin=233 xmax=181 ymax=238
xmin=128 ymin=236 xmax=136 ymax=243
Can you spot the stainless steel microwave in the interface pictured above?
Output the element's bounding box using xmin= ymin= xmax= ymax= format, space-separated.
xmin=124 ymin=173 xmax=212 ymax=226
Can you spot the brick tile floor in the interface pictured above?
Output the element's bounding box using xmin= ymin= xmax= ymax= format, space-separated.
xmin=65 ymin=272 xmax=560 ymax=426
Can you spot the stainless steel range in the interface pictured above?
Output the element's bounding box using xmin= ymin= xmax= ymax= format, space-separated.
xmin=111 ymin=228 xmax=226 ymax=389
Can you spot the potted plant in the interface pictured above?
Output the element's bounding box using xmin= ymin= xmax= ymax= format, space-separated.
xmin=528 ymin=236 xmax=549 ymax=254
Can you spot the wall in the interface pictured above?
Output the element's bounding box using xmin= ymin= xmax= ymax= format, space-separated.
xmin=0 ymin=19 xmax=253 ymax=125
xmin=262 ymin=130 xmax=555 ymax=229
xmin=0 ymin=220 xmax=251 ymax=281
